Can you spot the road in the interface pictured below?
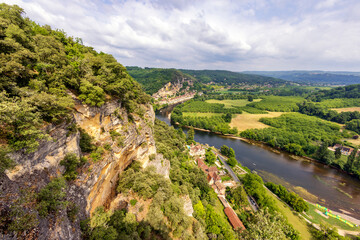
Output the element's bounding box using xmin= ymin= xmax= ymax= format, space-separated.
xmin=213 ymin=150 xmax=259 ymax=212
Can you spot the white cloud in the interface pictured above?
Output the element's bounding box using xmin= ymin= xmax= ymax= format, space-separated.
xmin=2 ymin=0 xmax=360 ymax=71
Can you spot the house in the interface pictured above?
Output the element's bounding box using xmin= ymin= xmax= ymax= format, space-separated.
xmin=207 ymin=172 xmax=221 ymax=185
xmin=190 ymin=143 xmax=206 ymax=156
xmin=212 ymin=181 xmax=226 ymax=195
xmin=218 ymin=196 xmax=230 ymax=208
xmin=224 ymin=207 xmax=245 ymax=231
xmin=197 ymin=158 xmax=209 ymax=173
xmin=208 ymin=166 xmax=218 ymax=173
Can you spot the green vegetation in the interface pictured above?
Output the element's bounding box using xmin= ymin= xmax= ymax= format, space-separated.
xmin=60 ymin=153 xmax=80 ymax=181
xmin=180 ymin=69 xmax=287 ymax=86
xmin=205 ymin=148 xmax=216 ymax=165
xmin=225 ymin=186 xmax=248 ymax=210
xmin=181 ymin=100 xmax=243 ymax=114
xmin=126 ymin=67 xmax=200 ymax=95
xmin=240 ymin=113 xmax=343 ymax=158
xmin=307 ymin=84 xmax=360 ymax=101
xmin=0 ymin=3 xmax=148 ymax=155
xmin=220 ymin=145 xmax=235 ymax=158
xmin=346 ymin=119 xmax=360 ymax=134
xmin=79 ymin=128 xmax=95 ymax=153
xmin=37 ymin=177 xmax=67 ymax=217
xmin=186 ymin=127 xmax=195 ymax=145
xmin=315 ymin=98 xmax=360 ymax=108
xmin=205 ymin=99 xmax=261 ymax=108
xmin=265 ymin=182 xmax=308 ymax=213
xmin=247 ymin=96 xmax=305 ymax=112
xmin=298 ymin=101 xmax=360 ymax=124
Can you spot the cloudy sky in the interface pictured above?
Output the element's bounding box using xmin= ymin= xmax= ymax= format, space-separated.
xmin=4 ymin=0 xmax=360 ymax=71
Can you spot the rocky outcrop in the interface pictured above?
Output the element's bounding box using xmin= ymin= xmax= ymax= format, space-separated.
xmin=0 ymin=98 xmax=156 ymax=240
xmin=147 ymin=154 xmax=170 ymax=178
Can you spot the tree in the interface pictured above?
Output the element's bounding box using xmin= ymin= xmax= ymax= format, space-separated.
xmin=227 ymin=157 xmax=237 ymax=167
xmin=205 ymin=148 xmax=216 ymax=165
xmin=345 ymin=148 xmax=358 ymax=172
xmin=186 ymin=128 xmax=195 ymax=145
xmin=60 ymin=153 xmax=80 ymax=181
xmin=37 ymin=177 xmax=67 ymax=216
xmin=248 ymin=95 xmax=254 ymax=102
xmin=334 ymin=147 xmax=342 ymax=160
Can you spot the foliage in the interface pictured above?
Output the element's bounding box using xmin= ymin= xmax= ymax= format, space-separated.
xmin=127 ymin=67 xmax=196 ymax=95
xmin=0 ymin=3 xmax=149 ymax=153
xmin=129 ymin=199 xmax=137 ymax=206
xmin=265 ymin=182 xmax=308 ymax=212
xmin=205 ymin=148 xmax=216 ymax=165
xmin=79 ymin=128 xmax=95 ymax=153
xmin=0 ymin=146 xmax=14 ymax=173
xmin=240 ymin=113 xmax=343 ymax=159
xmin=346 ymin=119 xmax=360 ymax=134
xmin=180 ymin=100 xmax=243 ymax=114
xmin=241 ymin=208 xmax=299 ymax=240
xmin=227 ymin=157 xmax=237 ymax=167
xmin=307 ymin=84 xmax=360 ymax=101
xmin=309 ymin=223 xmax=347 ymax=240
xmin=247 ymin=96 xmax=305 ymax=112
xmin=180 ymin=69 xmax=287 ymax=86
xmin=298 ymin=101 xmax=360 ymax=124
xmin=220 ymin=145 xmax=235 ymax=158
xmin=186 ymin=127 xmax=195 ymax=144
xmin=60 ymin=153 xmax=80 ymax=181
xmin=242 ymin=173 xmax=277 ymax=211
xmin=37 ymin=177 xmax=67 ymax=217
xmin=225 ymin=185 xmax=248 ymax=209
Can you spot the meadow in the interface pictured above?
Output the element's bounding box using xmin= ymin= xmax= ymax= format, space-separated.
xmin=332 ymin=107 xmax=360 ymax=113
xmin=230 ymin=112 xmax=285 ymax=131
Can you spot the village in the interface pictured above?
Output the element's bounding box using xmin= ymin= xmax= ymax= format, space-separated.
xmin=329 ymin=144 xmax=360 ymax=156
xmin=188 ymin=143 xmax=246 ymax=232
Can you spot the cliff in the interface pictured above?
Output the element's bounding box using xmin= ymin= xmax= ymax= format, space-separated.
xmin=0 ymin=97 xmax=156 ymax=239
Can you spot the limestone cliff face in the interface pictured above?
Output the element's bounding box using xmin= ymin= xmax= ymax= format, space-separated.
xmin=1 ymin=98 xmax=156 ymax=240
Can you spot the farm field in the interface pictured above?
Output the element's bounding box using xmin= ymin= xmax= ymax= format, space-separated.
xmin=246 ymin=96 xmax=305 ymax=112
xmin=331 ymin=107 xmax=360 ymax=113
xmin=182 ymin=112 xmax=223 ymax=117
xmin=230 ymin=112 xmax=285 ymax=131
xmin=205 ymin=99 xmax=262 ymax=108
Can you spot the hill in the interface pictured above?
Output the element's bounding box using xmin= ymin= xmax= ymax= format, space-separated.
xmin=244 ymin=71 xmax=360 ymax=85
xmin=126 ymin=67 xmax=198 ymax=95
xmin=307 ymin=84 xmax=360 ymax=101
xmin=181 ymin=69 xmax=289 ymax=86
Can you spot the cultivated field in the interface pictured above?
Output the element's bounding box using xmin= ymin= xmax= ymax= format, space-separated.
xmin=205 ymin=99 xmax=262 ymax=108
xmin=331 ymin=107 xmax=360 ymax=113
xmin=230 ymin=112 xmax=285 ymax=131
xmin=182 ymin=112 xmax=223 ymax=117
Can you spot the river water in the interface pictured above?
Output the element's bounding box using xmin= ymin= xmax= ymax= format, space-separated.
xmin=156 ymin=106 xmax=360 ymax=219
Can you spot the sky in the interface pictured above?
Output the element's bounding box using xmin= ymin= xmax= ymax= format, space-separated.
xmin=4 ymin=0 xmax=360 ymax=71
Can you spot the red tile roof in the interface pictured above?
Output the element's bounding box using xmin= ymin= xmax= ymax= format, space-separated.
xmin=224 ymin=207 xmax=245 ymax=231
xmin=208 ymin=166 xmax=218 ymax=173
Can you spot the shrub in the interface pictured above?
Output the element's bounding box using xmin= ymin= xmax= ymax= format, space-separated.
xmin=60 ymin=153 xmax=80 ymax=181
xmin=79 ymin=128 xmax=95 ymax=153
xmin=130 ymin=199 xmax=137 ymax=206
xmin=37 ymin=177 xmax=67 ymax=217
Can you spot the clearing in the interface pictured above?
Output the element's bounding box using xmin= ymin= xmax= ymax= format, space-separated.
xmin=205 ymin=99 xmax=262 ymax=108
xmin=230 ymin=112 xmax=285 ymax=131
xmin=331 ymin=107 xmax=360 ymax=113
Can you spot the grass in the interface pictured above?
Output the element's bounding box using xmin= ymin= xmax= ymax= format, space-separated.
xmin=302 ymin=203 xmax=360 ymax=231
xmin=230 ymin=112 xmax=285 ymax=131
xmin=182 ymin=112 xmax=223 ymax=117
xmin=221 ymin=175 xmax=232 ymax=181
xmin=331 ymin=107 xmax=360 ymax=113
xmin=265 ymin=188 xmax=312 ymax=240
xmin=205 ymin=99 xmax=262 ymax=108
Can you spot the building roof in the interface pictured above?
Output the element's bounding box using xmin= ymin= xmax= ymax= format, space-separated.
xmin=207 ymin=172 xmax=220 ymax=183
xmin=208 ymin=166 xmax=218 ymax=173
xmin=224 ymin=207 xmax=245 ymax=231
xmin=197 ymin=158 xmax=208 ymax=172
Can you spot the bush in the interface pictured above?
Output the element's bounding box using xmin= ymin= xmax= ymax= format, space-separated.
xmin=37 ymin=177 xmax=67 ymax=217
xmin=60 ymin=153 xmax=80 ymax=181
xmin=130 ymin=199 xmax=137 ymax=206
xmin=79 ymin=128 xmax=95 ymax=153
xmin=227 ymin=157 xmax=237 ymax=167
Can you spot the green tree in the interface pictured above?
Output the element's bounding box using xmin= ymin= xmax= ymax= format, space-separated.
xmin=60 ymin=153 xmax=80 ymax=181
xmin=248 ymin=95 xmax=254 ymax=102
xmin=186 ymin=128 xmax=195 ymax=145
xmin=227 ymin=157 xmax=237 ymax=167
xmin=334 ymin=147 xmax=342 ymax=160
xmin=205 ymin=148 xmax=216 ymax=165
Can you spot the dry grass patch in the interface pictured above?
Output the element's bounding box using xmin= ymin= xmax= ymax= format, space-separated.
xmin=331 ymin=107 xmax=360 ymax=113
xmin=182 ymin=112 xmax=223 ymax=117
xmin=230 ymin=112 xmax=285 ymax=131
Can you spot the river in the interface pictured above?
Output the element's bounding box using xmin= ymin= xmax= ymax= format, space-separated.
xmin=156 ymin=105 xmax=360 ymax=220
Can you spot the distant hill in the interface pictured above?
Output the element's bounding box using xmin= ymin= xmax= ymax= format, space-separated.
xmin=127 ymin=67 xmax=196 ymax=95
xmin=181 ymin=69 xmax=288 ymax=86
xmin=244 ymin=71 xmax=360 ymax=85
